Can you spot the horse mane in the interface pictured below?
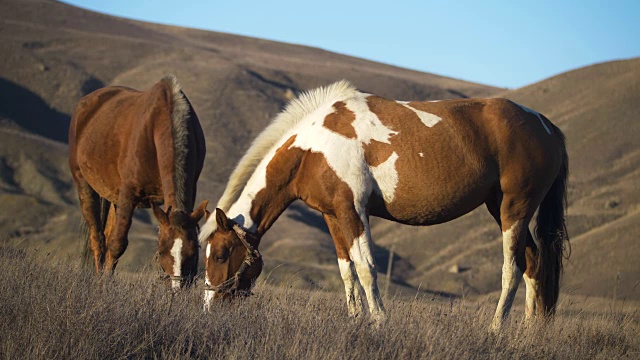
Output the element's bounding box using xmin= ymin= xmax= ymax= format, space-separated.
xmin=160 ymin=74 xmax=190 ymax=210
xmin=198 ymin=80 xmax=357 ymax=242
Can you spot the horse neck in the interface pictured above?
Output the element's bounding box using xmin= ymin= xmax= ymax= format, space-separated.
xmin=164 ymin=191 xmax=191 ymax=213
xmin=162 ymin=119 xmax=197 ymax=212
xmin=226 ymin=158 xmax=296 ymax=238
xmin=163 ymin=87 xmax=196 ymax=212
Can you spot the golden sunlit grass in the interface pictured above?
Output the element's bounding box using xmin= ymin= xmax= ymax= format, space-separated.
xmin=1 ymin=245 xmax=638 ymax=359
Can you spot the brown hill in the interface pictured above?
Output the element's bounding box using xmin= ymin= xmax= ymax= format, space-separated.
xmin=1 ymin=0 xmax=638 ymax=301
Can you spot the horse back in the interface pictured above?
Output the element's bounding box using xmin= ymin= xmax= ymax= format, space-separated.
xmin=287 ymin=95 xmax=563 ymax=225
xmin=367 ymin=97 xmax=563 ymax=224
xmin=69 ymin=77 xmax=200 ymax=207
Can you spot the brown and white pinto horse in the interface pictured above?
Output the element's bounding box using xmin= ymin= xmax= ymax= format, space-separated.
xmin=69 ymin=75 xmax=208 ymax=289
xmin=199 ymin=81 xmax=569 ymax=330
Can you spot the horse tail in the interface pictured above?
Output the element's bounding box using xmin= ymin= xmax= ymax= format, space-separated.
xmin=534 ymin=127 xmax=570 ymax=316
xmin=81 ymin=196 xmax=111 ymax=268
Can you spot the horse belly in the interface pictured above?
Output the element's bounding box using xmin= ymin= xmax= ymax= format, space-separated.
xmin=75 ymin=129 xmax=162 ymax=204
xmin=74 ymin=134 xmax=121 ymax=202
xmin=369 ymin=163 xmax=495 ymax=226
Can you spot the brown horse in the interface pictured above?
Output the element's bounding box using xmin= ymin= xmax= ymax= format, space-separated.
xmin=69 ymin=75 xmax=208 ymax=289
xmin=198 ymin=81 xmax=569 ymax=331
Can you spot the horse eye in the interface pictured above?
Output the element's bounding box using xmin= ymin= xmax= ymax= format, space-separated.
xmin=215 ymin=254 xmax=227 ymax=263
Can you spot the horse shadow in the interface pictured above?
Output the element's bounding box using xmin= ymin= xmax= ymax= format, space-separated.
xmin=286 ymin=201 xmax=331 ymax=235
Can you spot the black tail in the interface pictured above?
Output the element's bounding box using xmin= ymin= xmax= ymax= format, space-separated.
xmin=534 ymin=127 xmax=570 ymax=316
xmin=81 ymin=197 xmax=111 ymax=268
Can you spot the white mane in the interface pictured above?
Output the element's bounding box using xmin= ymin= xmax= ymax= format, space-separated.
xmin=198 ymin=80 xmax=358 ymax=242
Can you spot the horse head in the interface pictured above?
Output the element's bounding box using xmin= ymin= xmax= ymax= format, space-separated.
xmin=202 ymin=208 xmax=263 ymax=306
xmin=151 ymin=200 xmax=208 ymax=290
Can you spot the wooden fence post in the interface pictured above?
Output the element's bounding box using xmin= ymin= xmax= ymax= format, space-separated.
xmin=385 ymin=244 xmax=394 ymax=297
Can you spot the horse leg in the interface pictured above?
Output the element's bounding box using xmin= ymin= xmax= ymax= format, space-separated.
xmin=75 ymin=178 xmax=106 ymax=273
xmin=333 ymin=203 xmax=386 ymax=326
xmin=323 ymin=214 xmax=365 ymax=318
xmin=486 ymin=192 xmax=539 ymax=326
xmin=490 ymin=193 xmax=531 ymax=332
xmin=104 ymin=194 xmax=135 ymax=274
xmin=103 ymin=202 xmax=117 ymax=252
xmin=352 ymin=214 xmax=386 ymax=326
xmin=523 ymin=231 xmax=539 ymax=320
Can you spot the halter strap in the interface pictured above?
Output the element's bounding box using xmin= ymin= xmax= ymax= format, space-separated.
xmin=154 ymin=252 xmax=188 ymax=283
xmin=204 ymin=224 xmax=261 ymax=295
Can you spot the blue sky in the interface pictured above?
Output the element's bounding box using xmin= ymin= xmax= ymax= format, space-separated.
xmin=61 ymin=1 xmax=639 ymax=89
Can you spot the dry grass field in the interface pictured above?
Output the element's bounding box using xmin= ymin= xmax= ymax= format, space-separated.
xmin=2 ymin=245 xmax=638 ymax=359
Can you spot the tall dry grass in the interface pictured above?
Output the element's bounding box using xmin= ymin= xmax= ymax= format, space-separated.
xmin=0 ymin=244 xmax=638 ymax=359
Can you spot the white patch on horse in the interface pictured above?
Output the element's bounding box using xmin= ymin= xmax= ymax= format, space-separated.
xmin=171 ymin=238 xmax=183 ymax=289
xmin=203 ymin=289 xmax=215 ymax=312
xmin=397 ymin=101 xmax=442 ymax=127
xmin=198 ymin=80 xmax=358 ymax=241
xmin=348 ymin=224 xmax=386 ymax=325
xmin=289 ymin=93 xmax=399 ymax=211
xmin=199 ymin=211 xmax=215 ymax=243
xmin=369 ymin=152 xmax=399 ymax=203
xmin=515 ymin=103 xmax=552 ymax=134
xmin=290 ymin=106 xmax=360 ymax=180
xmin=351 ymin=94 xmax=398 ymax=144
xmin=419 ymin=152 xmax=424 ymax=157
xmin=491 ymin=221 xmax=524 ymax=331
xmin=204 ymin=243 xmax=211 ymax=287
xmin=338 ymin=258 xmax=362 ymax=317
xmin=523 ymin=272 xmax=538 ymax=319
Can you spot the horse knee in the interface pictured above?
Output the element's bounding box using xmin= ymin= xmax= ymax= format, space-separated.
xmin=501 ymin=221 xmax=527 ymax=276
xmin=107 ymin=237 xmax=128 ymax=258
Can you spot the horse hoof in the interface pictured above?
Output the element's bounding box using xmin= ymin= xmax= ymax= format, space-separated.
xmin=368 ymin=313 xmax=388 ymax=330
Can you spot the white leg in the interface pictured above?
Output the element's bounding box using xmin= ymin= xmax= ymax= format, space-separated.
xmin=523 ymin=273 xmax=538 ymax=319
xmin=349 ymin=217 xmax=386 ymax=327
xmin=338 ymin=258 xmax=365 ymax=317
xmin=491 ymin=221 xmax=524 ymax=332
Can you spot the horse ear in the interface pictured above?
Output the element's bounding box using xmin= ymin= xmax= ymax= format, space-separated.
xmin=151 ymin=202 xmax=168 ymax=225
xmin=190 ymin=200 xmax=208 ymax=223
xmin=215 ymin=207 xmax=230 ymax=232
